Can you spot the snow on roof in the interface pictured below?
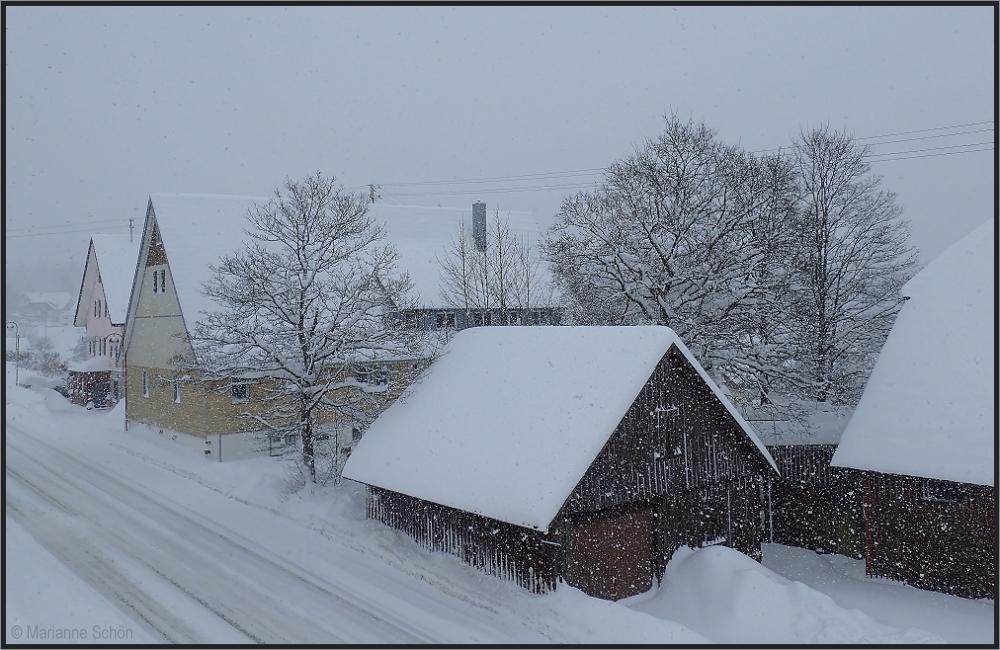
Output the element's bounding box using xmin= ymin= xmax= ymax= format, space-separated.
xmin=368 ymin=203 xmax=553 ymax=308
xmin=147 ymin=194 xmax=268 ymax=332
xmin=90 ymin=235 xmax=141 ymax=324
xmin=23 ymin=292 xmax=75 ymax=310
xmin=831 ymin=219 xmax=994 ymax=486
xmin=343 ymin=326 xmax=777 ymax=531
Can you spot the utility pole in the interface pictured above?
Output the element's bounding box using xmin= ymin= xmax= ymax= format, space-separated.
xmin=6 ymin=321 xmax=19 ymax=386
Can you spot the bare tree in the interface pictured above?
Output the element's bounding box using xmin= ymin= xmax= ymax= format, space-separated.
xmin=190 ymin=172 xmax=417 ymax=483
xmin=438 ymin=207 xmax=552 ymax=324
xmin=542 ymin=114 xmax=763 ymax=367
xmin=788 ymin=126 xmax=916 ymax=404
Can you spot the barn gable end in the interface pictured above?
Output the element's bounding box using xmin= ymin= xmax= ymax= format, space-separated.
xmin=347 ymin=327 xmax=778 ymax=601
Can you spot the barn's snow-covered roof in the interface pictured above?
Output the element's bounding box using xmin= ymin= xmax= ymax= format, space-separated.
xmin=90 ymin=234 xmax=141 ymax=325
xmin=368 ymin=203 xmax=553 ymax=308
xmin=146 ymin=194 xmax=267 ymax=332
xmin=831 ymin=219 xmax=994 ymax=486
xmin=343 ymin=326 xmax=777 ymax=531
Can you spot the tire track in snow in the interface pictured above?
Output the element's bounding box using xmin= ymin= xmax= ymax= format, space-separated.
xmin=5 ymin=429 xmax=429 ymax=644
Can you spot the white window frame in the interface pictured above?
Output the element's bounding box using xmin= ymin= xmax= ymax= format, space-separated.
xmin=142 ymin=371 xmax=150 ymax=398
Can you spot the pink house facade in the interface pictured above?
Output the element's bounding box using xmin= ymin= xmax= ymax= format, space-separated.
xmin=70 ymin=234 xmax=140 ymax=407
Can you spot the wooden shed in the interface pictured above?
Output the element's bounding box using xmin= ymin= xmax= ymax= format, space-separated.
xmin=343 ymin=326 xmax=779 ymax=600
xmin=832 ymin=218 xmax=995 ymax=600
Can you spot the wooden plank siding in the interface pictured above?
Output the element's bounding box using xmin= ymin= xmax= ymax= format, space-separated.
xmin=560 ymin=345 xmax=771 ymax=528
xmin=364 ymin=343 xmax=775 ymax=600
xmin=367 ymin=487 xmax=559 ymax=594
xmin=863 ymin=472 xmax=995 ymax=600
xmin=765 ymin=444 xmax=865 ymax=558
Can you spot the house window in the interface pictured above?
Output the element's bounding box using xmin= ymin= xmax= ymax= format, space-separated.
xmin=436 ymin=312 xmax=456 ymax=329
xmin=173 ymin=378 xmax=182 ymax=403
xmin=142 ymin=371 xmax=150 ymax=398
xmin=374 ymin=366 xmax=389 ymax=386
xmin=922 ymin=479 xmax=962 ymax=503
xmin=231 ymin=378 xmax=251 ymax=404
xmin=354 ymin=365 xmax=371 ymax=384
xmin=105 ymin=302 xmax=109 ymax=318
xmin=101 ymin=337 xmax=106 ymax=356
xmin=153 ymin=269 xmax=158 ymax=293
xmin=160 ymin=270 xmax=167 ymax=293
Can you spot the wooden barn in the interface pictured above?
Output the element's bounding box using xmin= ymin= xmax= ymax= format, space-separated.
xmin=751 ymin=408 xmax=864 ymax=558
xmin=832 ymin=218 xmax=995 ymax=600
xmin=343 ymin=326 xmax=779 ymax=600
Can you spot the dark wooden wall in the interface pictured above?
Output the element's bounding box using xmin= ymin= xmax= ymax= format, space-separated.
xmin=365 ymin=343 xmax=774 ymax=600
xmin=864 ymin=472 xmax=995 ymax=600
xmin=765 ymin=444 xmax=864 ymax=558
xmin=367 ymin=487 xmax=559 ymax=594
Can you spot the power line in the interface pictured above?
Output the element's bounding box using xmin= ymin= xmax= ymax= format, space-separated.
xmin=5 ymin=224 xmax=129 ymax=239
xmin=5 ymin=218 xmax=126 ymax=234
xmin=378 ymin=167 xmax=607 ymax=188
xmin=866 ymin=141 xmax=994 ymax=159
xmin=855 ymin=120 xmax=993 ymax=141
xmin=869 ymin=145 xmax=993 ymax=163
xmin=865 ymin=127 xmax=993 ymax=148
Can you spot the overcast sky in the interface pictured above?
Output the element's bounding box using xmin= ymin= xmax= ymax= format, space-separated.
xmin=4 ymin=6 xmax=994 ymax=295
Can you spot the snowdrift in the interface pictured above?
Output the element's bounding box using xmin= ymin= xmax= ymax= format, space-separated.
xmin=627 ymin=545 xmax=944 ymax=644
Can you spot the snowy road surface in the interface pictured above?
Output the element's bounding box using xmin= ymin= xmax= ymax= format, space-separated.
xmin=6 ymin=428 xmax=426 ymax=644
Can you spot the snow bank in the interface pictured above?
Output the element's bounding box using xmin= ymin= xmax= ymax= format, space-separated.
xmin=628 ymin=545 xmax=944 ymax=644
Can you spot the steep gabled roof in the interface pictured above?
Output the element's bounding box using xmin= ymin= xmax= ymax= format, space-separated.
xmin=343 ymin=326 xmax=777 ymax=531
xmin=368 ymin=203 xmax=553 ymax=308
xmin=143 ymin=194 xmax=267 ymax=333
xmin=831 ymin=219 xmax=994 ymax=486
xmin=74 ymin=234 xmax=141 ymax=326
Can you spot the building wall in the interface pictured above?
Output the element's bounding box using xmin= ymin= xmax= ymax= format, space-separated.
xmin=367 ymin=487 xmax=559 ymax=594
xmin=81 ymin=260 xmax=125 ymax=371
xmin=864 ymin=472 xmax=995 ymax=599
xmin=765 ymin=444 xmax=864 ymax=558
xmin=365 ymin=344 xmax=773 ymax=601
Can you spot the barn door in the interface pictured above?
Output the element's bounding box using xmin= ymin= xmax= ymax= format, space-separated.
xmin=567 ymin=507 xmax=654 ymax=601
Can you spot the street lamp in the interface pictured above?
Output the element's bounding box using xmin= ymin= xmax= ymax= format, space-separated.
xmin=6 ymin=321 xmax=19 ymax=386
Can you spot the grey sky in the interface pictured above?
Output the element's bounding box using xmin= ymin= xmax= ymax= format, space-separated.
xmin=4 ymin=6 xmax=994 ymax=294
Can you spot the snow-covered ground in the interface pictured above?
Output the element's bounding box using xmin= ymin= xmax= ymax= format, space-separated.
xmin=4 ymin=362 xmax=994 ymax=644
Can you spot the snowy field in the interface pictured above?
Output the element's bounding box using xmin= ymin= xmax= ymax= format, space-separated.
xmin=4 ymin=362 xmax=994 ymax=644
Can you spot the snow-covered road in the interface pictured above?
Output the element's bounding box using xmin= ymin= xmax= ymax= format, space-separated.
xmin=5 ymin=427 xmax=427 ymax=644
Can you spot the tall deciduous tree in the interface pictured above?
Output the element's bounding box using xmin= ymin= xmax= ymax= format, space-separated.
xmin=788 ymin=126 xmax=916 ymax=404
xmin=191 ymin=172 xmax=416 ymax=482
xmin=542 ymin=114 xmax=765 ymax=367
xmin=438 ymin=208 xmax=552 ymax=324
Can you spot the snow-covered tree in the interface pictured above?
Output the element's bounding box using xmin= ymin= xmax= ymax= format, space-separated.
xmin=787 ymin=126 xmax=916 ymax=405
xmin=438 ymin=207 xmax=552 ymax=324
xmin=190 ymin=172 xmax=418 ymax=482
xmin=541 ymin=114 xmax=765 ymax=367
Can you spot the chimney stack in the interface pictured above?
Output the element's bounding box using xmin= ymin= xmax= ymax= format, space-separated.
xmin=472 ymin=201 xmax=487 ymax=252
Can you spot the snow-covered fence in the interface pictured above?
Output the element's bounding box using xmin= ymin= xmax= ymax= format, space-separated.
xmin=367 ymin=487 xmax=559 ymax=594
